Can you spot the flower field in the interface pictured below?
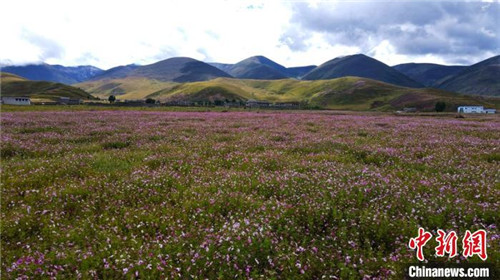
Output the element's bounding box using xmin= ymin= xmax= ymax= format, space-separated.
xmin=1 ymin=110 xmax=499 ymax=279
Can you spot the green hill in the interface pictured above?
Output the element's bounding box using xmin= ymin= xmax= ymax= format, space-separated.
xmin=76 ymin=77 xmax=176 ymax=100
xmin=1 ymin=72 xmax=96 ymax=100
xmin=303 ymin=54 xmax=423 ymax=88
xmin=436 ymin=55 xmax=500 ymax=96
xmin=78 ymin=76 xmax=495 ymax=111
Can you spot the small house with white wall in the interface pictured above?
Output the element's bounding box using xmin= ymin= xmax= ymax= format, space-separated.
xmin=457 ymin=106 xmax=496 ymax=114
xmin=1 ymin=96 xmax=31 ymax=105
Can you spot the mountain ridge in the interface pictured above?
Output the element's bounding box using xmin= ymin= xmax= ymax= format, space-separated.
xmin=1 ymin=64 xmax=103 ymax=84
xmin=393 ymin=63 xmax=466 ymax=87
xmin=303 ymin=54 xmax=423 ymax=88
xmin=436 ymin=55 xmax=500 ymax=96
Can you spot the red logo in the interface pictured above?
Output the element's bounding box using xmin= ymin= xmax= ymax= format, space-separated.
xmin=435 ymin=230 xmax=458 ymax=258
xmin=462 ymin=230 xmax=487 ymax=261
xmin=409 ymin=227 xmax=433 ymax=261
xmin=409 ymin=228 xmax=488 ymax=261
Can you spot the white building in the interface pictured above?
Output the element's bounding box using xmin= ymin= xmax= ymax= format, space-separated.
xmin=457 ymin=106 xmax=496 ymax=114
xmin=1 ymin=96 xmax=31 ymax=105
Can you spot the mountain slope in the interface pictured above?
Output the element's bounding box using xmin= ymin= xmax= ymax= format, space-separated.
xmin=436 ymin=55 xmax=500 ymax=96
xmin=1 ymin=72 xmax=96 ymax=100
xmin=285 ymin=65 xmax=317 ymax=79
xmin=208 ymin=63 xmax=234 ymax=73
xmin=303 ymin=54 xmax=423 ymax=88
xmin=228 ymin=56 xmax=289 ymax=79
xmin=89 ymin=64 xmax=140 ymax=81
xmin=127 ymin=57 xmax=232 ymax=82
xmin=77 ymin=77 xmax=176 ymax=100
xmin=393 ymin=63 xmax=466 ymax=87
xmin=210 ymin=60 xmax=316 ymax=79
xmin=1 ymin=64 xmax=103 ymax=84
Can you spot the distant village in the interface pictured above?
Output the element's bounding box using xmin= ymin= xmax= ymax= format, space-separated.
xmin=1 ymin=95 xmax=497 ymax=114
xmin=0 ymin=96 xmax=305 ymax=109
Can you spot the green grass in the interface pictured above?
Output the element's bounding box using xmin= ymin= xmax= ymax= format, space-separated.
xmin=1 ymin=110 xmax=499 ymax=279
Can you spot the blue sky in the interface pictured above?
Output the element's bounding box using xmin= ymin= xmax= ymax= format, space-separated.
xmin=1 ymin=0 xmax=498 ymax=69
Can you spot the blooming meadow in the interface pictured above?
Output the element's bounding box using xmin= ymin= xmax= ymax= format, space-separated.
xmin=1 ymin=110 xmax=499 ymax=279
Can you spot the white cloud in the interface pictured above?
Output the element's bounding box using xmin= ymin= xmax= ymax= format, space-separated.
xmin=1 ymin=0 xmax=498 ymax=69
xmin=1 ymin=0 xmax=299 ymax=69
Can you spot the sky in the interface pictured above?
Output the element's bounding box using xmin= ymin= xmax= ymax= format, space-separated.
xmin=1 ymin=0 xmax=499 ymax=69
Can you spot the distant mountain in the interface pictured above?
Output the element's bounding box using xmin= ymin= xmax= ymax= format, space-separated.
xmin=228 ymin=56 xmax=289 ymax=79
xmin=89 ymin=64 xmax=140 ymax=80
xmin=303 ymin=54 xmax=423 ymax=88
xmin=393 ymin=63 xmax=466 ymax=87
xmin=211 ymin=58 xmax=316 ymax=79
xmin=1 ymin=72 xmax=96 ymax=100
xmin=208 ymin=63 xmax=233 ymax=73
xmin=1 ymin=64 xmax=103 ymax=84
xmin=436 ymin=55 xmax=500 ymax=96
xmin=105 ymin=57 xmax=233 ymax=82
xmin=285 ymin=65 xmax=317 ymax=79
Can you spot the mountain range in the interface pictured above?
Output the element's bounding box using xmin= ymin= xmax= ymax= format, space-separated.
xmin=1 ymin=64 xmax=103 ymax=84
xmin=3 ymin=54 xmax=498 ymax=96
xmin=1 ymin=54 xmax=499 ymax=110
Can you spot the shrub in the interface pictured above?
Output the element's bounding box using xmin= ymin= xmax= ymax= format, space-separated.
xmin=435 ymin=101 xmax=446 ymax=112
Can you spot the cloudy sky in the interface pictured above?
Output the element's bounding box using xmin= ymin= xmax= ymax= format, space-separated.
xmin=1 ymin=0 xmax=498 ymax=69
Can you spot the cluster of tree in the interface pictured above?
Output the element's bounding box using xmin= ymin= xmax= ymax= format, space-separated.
xmin=107 ymin=95 xmax=157 ymax=104
xmin=435 ymin=101 xmax=446 ymax=112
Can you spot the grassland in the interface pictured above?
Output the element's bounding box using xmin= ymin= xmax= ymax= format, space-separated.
xmin=1 ymin=109 xmax=498 ymax=279
xmin=77 ymin=77 xmax=497 ymax=111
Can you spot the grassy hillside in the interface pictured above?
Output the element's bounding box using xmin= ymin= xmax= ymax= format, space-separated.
xmin=1 ymin=72 xmax=96 ymax=100
xmin=1 ymin=72 xmax=27 ymax=82
xmin=78 ymin=76 xmax=496 ymax=111
xmin=77 ymin=77 xmax=177 ymax=100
